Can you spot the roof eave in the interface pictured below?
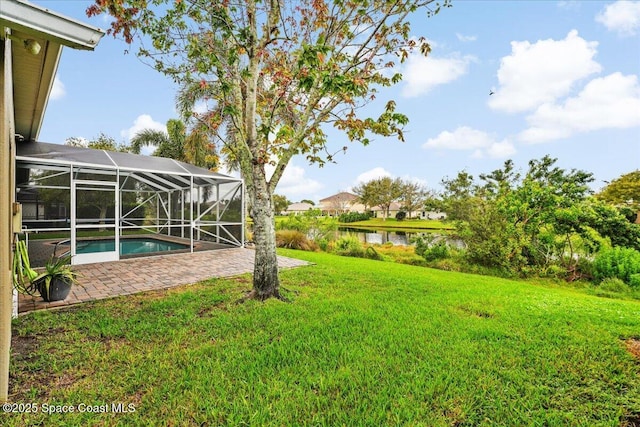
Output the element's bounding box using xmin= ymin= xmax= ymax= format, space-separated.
xmin=0 ymin=0 xmax=105 ymax=51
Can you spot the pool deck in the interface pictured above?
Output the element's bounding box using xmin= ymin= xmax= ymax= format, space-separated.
xmin=17 ymin=248 xmax=311 ymax=314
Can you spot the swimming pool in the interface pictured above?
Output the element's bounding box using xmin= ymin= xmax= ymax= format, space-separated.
xmin=68 ymin=238 xmax=189 ymax=255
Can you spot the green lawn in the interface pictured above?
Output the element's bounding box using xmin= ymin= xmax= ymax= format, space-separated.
xmin=7 ymin=250 xmax=640 ymax=426
xmin=342 ymin=217 xmax=454 ymax=231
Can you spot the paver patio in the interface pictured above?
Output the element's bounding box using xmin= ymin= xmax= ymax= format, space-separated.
xmin=18 ymin=248 xmax=311 ymax=314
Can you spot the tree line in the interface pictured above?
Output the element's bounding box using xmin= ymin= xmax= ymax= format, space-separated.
xmin=435 ymin=157 xmax=640 ymax=281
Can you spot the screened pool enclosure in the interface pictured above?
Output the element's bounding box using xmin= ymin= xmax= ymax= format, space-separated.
xmin=16 ymin=142 xmax=244 ymax=267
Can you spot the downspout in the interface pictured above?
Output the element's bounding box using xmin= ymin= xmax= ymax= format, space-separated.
xmin=0 ymin=35 xmax=15 ymax=402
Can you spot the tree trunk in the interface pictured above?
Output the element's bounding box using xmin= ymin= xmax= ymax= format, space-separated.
xmin=247 ymin=170 xmax=281 ymax=300
xmin=98 ymin=205 xmax=108 ymax=232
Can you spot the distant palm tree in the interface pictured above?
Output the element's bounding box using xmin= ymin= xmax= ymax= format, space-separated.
xmin=176 ymin=82 xmax=241 ymax=173
xmin=130 ymin=119 xmax=219 ymax=170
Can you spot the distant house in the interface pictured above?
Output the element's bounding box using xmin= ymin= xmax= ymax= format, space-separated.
xmin=371 ymin=202 xmax=402 ymax=219
xmin=420 ymin=210 xmax=447 ymax=220
xmin=318 ymin=192 xmax=365 ymax=216
xmin=370 ymin=205 xmax=448 ymax=220
xmin=285 ymin=202 xmax=314 ymax=215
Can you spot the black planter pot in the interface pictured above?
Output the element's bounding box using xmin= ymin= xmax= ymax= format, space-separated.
xmin=37 ymin=278 xmax=72 ymax=302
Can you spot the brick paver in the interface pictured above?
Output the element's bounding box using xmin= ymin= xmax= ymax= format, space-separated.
xmin=18 ymin=248 xmax=311 ymax=314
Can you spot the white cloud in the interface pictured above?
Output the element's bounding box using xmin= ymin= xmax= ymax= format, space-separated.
xmin=120 ymin=114 xmax=167 ymax=155
xmin=485 ymin=140 xmax=517 ymax=158
xmin=456 ymin=33 xmax=477 ymax=42
xmin=423 ymin=126 xmax=515 ymax=159
xmin=355 ymin=167 xmax=392 ymax=184
xmin=50 ymin=76 xmax=66 ymax=100
xmin=596 ymin=1 xmax=640 ymax=36
xmin=401 ymin=53 xmax=475 ymax=97
xmin=488 ymin=30 xmax=601 ymax=113
xmin=272 ymin=164 xmax=323 ymax=198
xmin=520 ymin=72 xmax=640 ymax=143
xmin=121 ymin=114 xmax=166 ymax=140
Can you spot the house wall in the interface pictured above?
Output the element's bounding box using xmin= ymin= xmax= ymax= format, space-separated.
xmin=421 ymin=211 xmax=447 ymax=220
xmin=0 ymin=37 xmax=16 ymax=402
xmin=373 ymin=208 xmax=400 ymax=219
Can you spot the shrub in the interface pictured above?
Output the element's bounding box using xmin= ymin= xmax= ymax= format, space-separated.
xmin=395 ymin=211 xmax=407 ymax=221
xmin=593 ymin=247 xmax=640 ymax=284
xmin=277 ymin=210 xmax=338 ymax=246
xmin=575 ymin=257 xmax=594 ymax=281
xmin=364 ymin=246 xmax=384 ymax=261
xmin=414 ymin=235 xmax=450 ymax=262
xmin=315 ymin=237 xmax=331 ymax=252
xmin=338 ymin=212 xmax=371 ymax=223
xmin=423 ymin=243 xmax=449 ymax=262
xmin=538 ymin=264 xmax=567 ymax=279
xmin=275 ymin=230 xmax=318 ymax=251
xmin=630 ymin=274 xmax=640 ymax=289
xmin=598 ymin=277 xmax=631 ymax=294
xmin=429 ymin=258 xmax=461 ymax=272
xmin=333 ymin=234 xmax=365 ymax=257
xmin=276 ymin=215 xmax=307 ymax=232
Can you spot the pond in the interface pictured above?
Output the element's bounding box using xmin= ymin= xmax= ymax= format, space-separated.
xmin=338 ymin=227 xmax=464 ymax=248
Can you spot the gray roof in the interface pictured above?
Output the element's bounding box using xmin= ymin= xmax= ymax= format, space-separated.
xmin=17 ymin=141 xmax=241 ymax=190
xmin=286 ymin=202 xmax=314 ymax=211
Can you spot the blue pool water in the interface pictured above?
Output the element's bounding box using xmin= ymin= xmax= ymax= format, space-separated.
xmin=73 ymin=238 xmax=189 ymax=255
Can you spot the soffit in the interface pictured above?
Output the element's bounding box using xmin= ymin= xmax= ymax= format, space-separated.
xmin=10 ymin=29 xmax=62 ymax=142
xmin=0 ymin=0 xmax=104 ymax=142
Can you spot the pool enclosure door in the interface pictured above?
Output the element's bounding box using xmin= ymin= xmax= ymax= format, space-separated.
xmin=71 ymin=180 xmax=119 ymax=265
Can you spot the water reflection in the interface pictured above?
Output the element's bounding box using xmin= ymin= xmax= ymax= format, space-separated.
xmin=338 ymin=227 xmax=463 ymax=247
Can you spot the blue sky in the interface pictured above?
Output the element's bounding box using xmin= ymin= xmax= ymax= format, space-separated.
xmin=37 ymin=0 xmax=640 ymax=202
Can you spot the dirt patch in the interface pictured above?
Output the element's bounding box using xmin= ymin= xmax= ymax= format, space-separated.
xmin=622 ymin=413 xmax=640 ymax=427
xmin=230 ymin=276 xmax=252 ymax=285
xmin=457 ymin=305 xmax=494 ymax=319
xmin=196 ymin=300 xmax=231 ymax=317
xmin=625 ymin=338 xmax=640 ymax=361
xmin=10 ymin=335 xmax=39 ymax=362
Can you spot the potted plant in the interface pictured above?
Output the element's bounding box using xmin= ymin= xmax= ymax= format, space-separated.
xmin=33 ymin=255 xmax=78 ymax=302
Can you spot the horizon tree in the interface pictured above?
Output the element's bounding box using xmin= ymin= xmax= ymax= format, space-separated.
xmin=596 ymin=170 xmax=640 ymax=213
xmin=273 ymin=194 xmax=290 ymax=215
xmin=399 ymin=180 xmax=429 ymax=219
xmin=353 ymin=177 xmax=403 ymax=220
xmin=88 ymin=0 xmax=450 ymax=300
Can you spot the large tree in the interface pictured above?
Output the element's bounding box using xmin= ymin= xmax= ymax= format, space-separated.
xmin=353 ymin=176 xmax=403 ymax=220
xmin=445 ymin=156 xmax=596 ymax=274
xmin=399 ymin=180 xmax=429 ymax=218
xmin=88 ymin=0 xmax=449 ymax=299
xmin=596 ymin=170 xmax=640 ymax=212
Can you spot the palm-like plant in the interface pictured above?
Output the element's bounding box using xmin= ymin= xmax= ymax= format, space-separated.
xmin=130 ymin=119 xmax=219 ymax=170
xmin=34 ymin=255 xmax=78 ymax=301
xmin=176 ymin=82 xmax=240 ymax=173
xmin=12 ymin=237 xmax=39 ymax=295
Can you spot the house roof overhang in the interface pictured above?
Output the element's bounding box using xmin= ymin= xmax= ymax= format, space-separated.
xmin=0 ymin=0 xmax=105 ymax=142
